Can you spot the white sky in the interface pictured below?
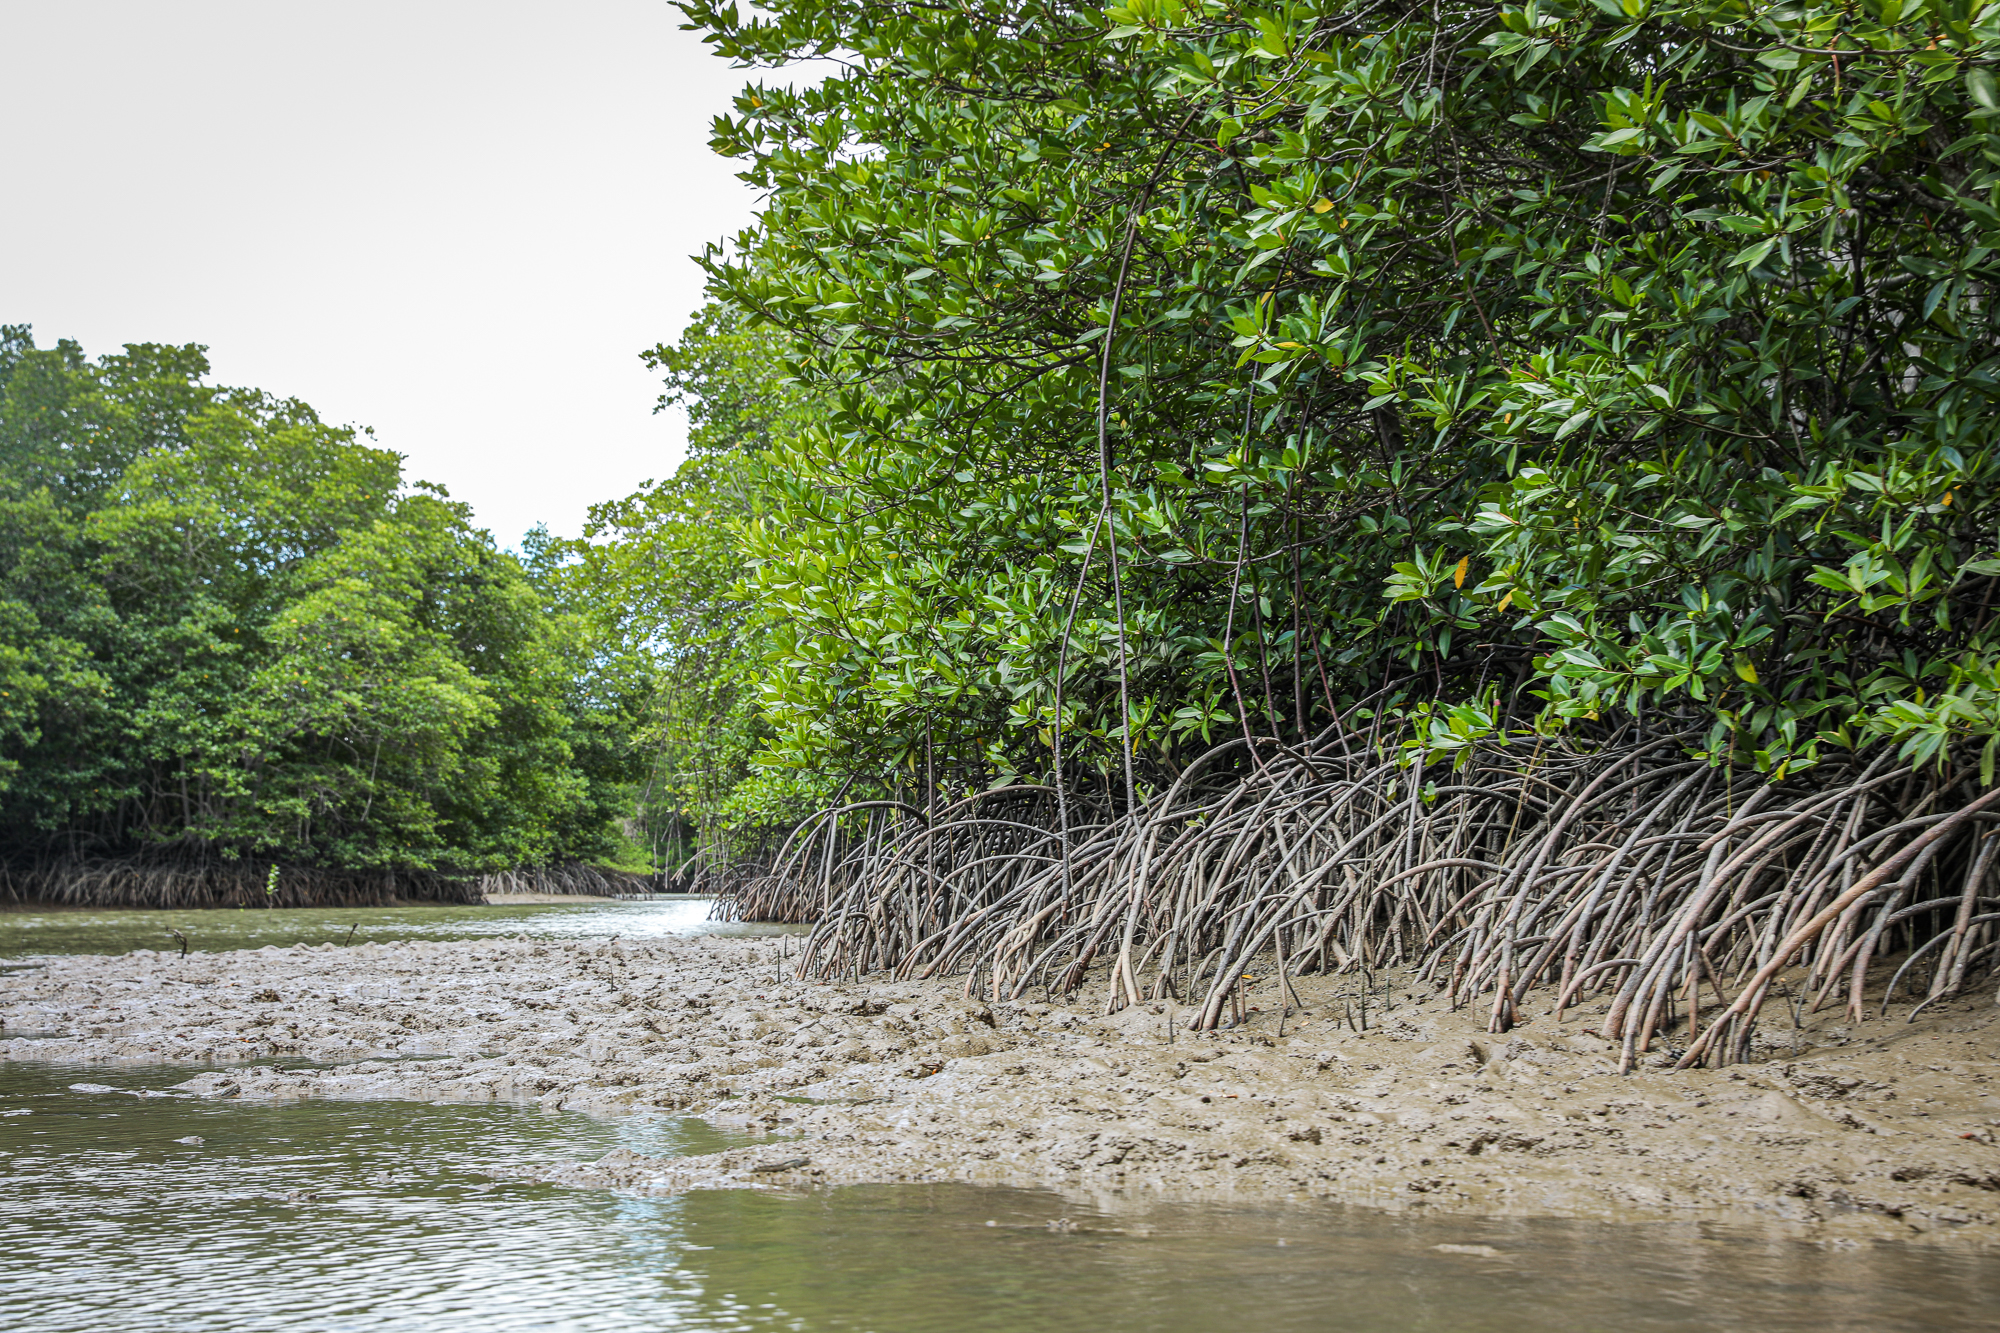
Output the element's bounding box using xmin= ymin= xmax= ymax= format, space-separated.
xmin=1 ymin=0 xmax=763 ymax=544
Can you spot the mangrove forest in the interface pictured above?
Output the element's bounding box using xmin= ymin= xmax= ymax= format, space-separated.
xmin=12 ymin=0 xmax=2000 ymax=1065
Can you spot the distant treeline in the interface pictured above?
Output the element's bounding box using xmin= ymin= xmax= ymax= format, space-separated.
xmin=0 ymin=326 xmax=649 ymax=900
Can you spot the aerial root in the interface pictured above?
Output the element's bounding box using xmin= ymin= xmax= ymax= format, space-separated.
xmin=716 ymin=734 xmax=2000 ymax=1066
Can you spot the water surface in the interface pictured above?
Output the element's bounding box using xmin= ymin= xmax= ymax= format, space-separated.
xmin=0 ymin=898 xmax=798 ymax=960
xmin=5 ymin=1060 xmax=1997 ymax=1332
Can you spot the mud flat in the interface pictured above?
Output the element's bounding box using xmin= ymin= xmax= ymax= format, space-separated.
xmin=5 ymin=934 xmax=1999 ymax=1245
xmin=480 ymin=892 xmax=614 ymax=905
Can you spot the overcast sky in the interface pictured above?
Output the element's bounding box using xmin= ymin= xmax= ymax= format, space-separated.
xmin=1 ymin=0 xmax=764 ymax=544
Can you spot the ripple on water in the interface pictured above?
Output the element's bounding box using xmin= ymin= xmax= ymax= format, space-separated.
xmin=4 ymin=1061 xmax=1999 ymax=1332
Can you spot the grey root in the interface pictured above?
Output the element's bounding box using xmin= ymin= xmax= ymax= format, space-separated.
xmin=720 ymin=736 xmax=2000 ymax=1071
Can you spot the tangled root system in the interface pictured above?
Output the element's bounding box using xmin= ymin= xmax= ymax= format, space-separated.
xmin=719 ymin=735 xmax=2000 ymax=1069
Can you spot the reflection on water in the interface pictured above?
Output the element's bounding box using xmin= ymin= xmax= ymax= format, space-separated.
xmin=4 ymin=1060 xmax=1998 ymax=1332
xmin=0 ymin=898 xmax=800 ymax=959
xmin=0 ymin=1060 xmax=746 ymax=1332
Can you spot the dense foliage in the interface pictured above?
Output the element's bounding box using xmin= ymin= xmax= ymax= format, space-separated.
xmin=666 ymin=0 xmax=2000 ymax=805
xmin=0 ymin=328 xmax=638 ymax=875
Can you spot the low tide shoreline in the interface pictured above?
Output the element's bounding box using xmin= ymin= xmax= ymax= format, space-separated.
xmin=480 ymin=892 xmax=616 ymax=905
xmin=5 ymin=934 xmax=1999 ymax=1246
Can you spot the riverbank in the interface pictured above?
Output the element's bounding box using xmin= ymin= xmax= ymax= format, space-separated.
xmin=481 ymin=892 xmax=614 ymax=904
xmin=5 ymin=934 xmax=1998 ymax=1245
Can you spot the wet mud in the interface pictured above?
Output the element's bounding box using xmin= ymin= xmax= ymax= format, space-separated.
xmin=6 ymin=934 xmax=1999 ymax=1246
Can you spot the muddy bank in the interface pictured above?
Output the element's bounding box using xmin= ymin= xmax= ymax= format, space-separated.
xmin=5 ymin=935 xmax=1999 ymax=1245
xmin=481 ymin=892 xmax=615 ymax=905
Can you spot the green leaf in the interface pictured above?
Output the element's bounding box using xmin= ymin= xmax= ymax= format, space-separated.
xmin=1969 ymin=68 xmax=2000 ymax=114
xmin=1730 ymin=238 xmax=1777 ymax=269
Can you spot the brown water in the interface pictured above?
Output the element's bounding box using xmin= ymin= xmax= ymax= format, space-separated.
xmin=5 ymin=1060 xmax=1998 ymax=1331
xmin=0 ymin=898 xmax=798 ymax=960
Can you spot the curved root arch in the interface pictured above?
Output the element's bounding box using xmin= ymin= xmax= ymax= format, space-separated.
xmin=716 ymin=739 xmax=2000 ymax=1067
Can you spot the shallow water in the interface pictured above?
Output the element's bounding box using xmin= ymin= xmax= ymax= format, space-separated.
xmin=6 ymin=1061 xmax=1999 ymax=1332
xmin=0 ymin=898 xmax=798 ymax=960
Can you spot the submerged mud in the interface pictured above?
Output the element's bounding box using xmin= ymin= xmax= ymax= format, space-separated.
xmin=5 ymin=935 xmax=1999 ymax=1245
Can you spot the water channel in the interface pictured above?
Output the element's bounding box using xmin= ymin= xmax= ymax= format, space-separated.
xmin=0 ymin=897 xmax=790 ymax=960
xmin=7 ymin=902 xmax=2000 ymax=1330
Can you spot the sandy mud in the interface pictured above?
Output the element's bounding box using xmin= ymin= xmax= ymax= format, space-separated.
xmin=6 ymin=934 xmax=2000 ymax=1245
xmin=480 ymin=892 xmax=615 ymax=905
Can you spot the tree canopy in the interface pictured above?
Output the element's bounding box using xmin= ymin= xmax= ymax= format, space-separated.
xmin=0 ymin=327 xmax=639 ymax=876
xmin=650 ymin=0 xmax=2000 ymax=808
